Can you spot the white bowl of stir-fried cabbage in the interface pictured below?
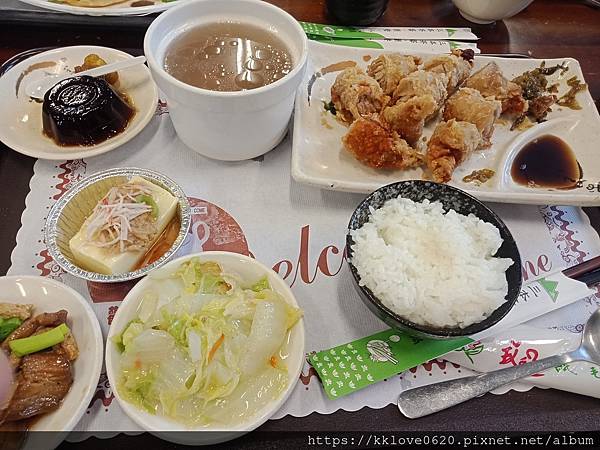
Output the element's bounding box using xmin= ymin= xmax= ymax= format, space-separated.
xmin=105 ymin=251 xmax=305 ymax=444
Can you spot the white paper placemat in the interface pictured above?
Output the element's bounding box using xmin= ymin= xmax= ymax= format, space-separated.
xmin=7 ymin=100 xmax=600 ymax=435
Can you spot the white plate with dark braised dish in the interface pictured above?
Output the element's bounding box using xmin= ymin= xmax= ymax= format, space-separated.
xmin=0 ymin=46 xmax=158 ymax=160
xmin=0 ymin=275 xmax=103 ymax=450
xmin=291 ymin=41 xmax=600 ymax=206
xmin=17 ymin=0 xmax=187 ymax=17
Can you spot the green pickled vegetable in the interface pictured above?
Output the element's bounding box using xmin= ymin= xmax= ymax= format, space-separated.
xmin=323 ymin=100 xmax=337 ymax=115
xmin=136 ymin=194 xmax=159 ymax=219
xmin=9 ymin=323 xmax=70 ymax=357
xmin=0 ymin=317 xmax=23 ymax=341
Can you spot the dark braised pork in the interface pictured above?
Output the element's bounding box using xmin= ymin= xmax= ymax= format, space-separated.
xmin=2 ymin=349 xmax=73 ymax=422
xmin=0 ymin=309 xmax=76 ymax=426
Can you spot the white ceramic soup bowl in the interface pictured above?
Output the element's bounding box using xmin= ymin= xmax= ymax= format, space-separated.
xmin=144 ymin=0 xmax=308 ymax=161
xmin=105 ymin=251 xmax=305 ymax=445
xmin=452 ymin=0 xmax=534 ymax=24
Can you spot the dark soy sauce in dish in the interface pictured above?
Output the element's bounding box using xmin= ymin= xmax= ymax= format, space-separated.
xmin=163 ymin=22 xmax=293 ymax=92
xmin=511 ymin=135 xmax=582 ymax=189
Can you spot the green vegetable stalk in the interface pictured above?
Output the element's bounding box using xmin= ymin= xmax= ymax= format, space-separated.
xmin=136 ymin=194 xmax=159 ymax=219
xmin=0 ymin=317 xmax=23 ymax=341
xmin=9 ymin=323 xmax=70 ymax=357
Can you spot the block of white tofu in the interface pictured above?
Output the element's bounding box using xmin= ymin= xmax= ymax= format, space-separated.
xmin=69 ymin=176 xmax=178 ymax=275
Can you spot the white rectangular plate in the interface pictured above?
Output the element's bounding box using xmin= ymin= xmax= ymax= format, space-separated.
xmin=292 ymin=41 xmax=600 ymax=206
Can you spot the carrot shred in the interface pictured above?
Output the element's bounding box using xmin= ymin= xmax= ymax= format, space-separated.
xmin=208 ymin=333 xmax=225 ymax=362
xmin=270 ymin=356 xmax=278 ymax=368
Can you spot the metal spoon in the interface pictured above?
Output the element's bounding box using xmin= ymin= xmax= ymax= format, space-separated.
xmin=25 ymin=55 xmax=146 ymax=100
xmin=397 ymin=307 xmax=600 ymax=419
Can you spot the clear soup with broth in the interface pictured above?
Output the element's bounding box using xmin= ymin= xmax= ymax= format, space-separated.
xmin=163 ymin=22 xmax=293 ymax=92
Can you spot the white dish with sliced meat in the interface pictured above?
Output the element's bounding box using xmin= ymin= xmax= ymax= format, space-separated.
xmin=0 ymin=276 xmax=103 ymax=449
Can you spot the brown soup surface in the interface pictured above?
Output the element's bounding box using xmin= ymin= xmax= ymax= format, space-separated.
xmin=163 ymin=22 xmax=293 ymax=92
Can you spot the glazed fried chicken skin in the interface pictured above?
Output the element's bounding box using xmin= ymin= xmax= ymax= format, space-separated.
xmin=343 ymin=116 xmax=424 ymax=170
xmin=443 ymin=88 xmax=502 ymax=145
xmin=426 ymin=119 xmax=482 ymax=183
xmin=381 ymin=95 xmax=438 ymax=146
xmin=423 ymin=49 xmax=473 ymax=94
xmin=464 ymin=62 xmax=528 ymax=116
xmin=330 ymin=67 xmax=389 ymax=123
xmin=382 ymin=70 xmax=448 ymax=144
xmin=367 ymin=54 xmax=421 ymax=95
xmin=391 ymin=70 xmax=448 ymax=108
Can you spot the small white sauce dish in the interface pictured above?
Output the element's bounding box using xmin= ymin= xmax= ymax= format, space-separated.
xmin=144 ymin=0 xmax=308 ymax=161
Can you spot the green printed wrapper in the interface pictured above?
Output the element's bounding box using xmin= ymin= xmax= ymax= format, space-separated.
xmin=308 ymin=35 xmax=385 ymax=49
xmin=309 ymin=270 xmax=593 ymax=399
xmin=301 ymin=22 xmax=478 ymax=41
xmin=308 ymin=35 xmax=480 ymax=53
xmin=308 ymin=330 xmax=470 ymax=399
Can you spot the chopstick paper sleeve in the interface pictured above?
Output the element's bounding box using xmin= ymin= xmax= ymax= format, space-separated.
xmin=300 ymin=23 xmax=479 ymax=41
xmin=308 ymin=269 xmax=593 ymax=399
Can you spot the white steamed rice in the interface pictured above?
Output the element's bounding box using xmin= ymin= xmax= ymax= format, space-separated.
xmin=350 ymin=198 xmax=514 ymax=329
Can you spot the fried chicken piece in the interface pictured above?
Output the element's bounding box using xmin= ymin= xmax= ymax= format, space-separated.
xmin=380 ymin=70 xmax=449 ymax=145
xmin=501 ymin=84 xmax=529 ymax=117
xmin=391 ymin=70 xmax=448 ymax=109
xmin=330 ymin=67 xmax=388 ymax=123
xmin=381 ymin=95 xmax=438 ymax=146
xmin=443 ymin=88 xmax=502 ymax=145
xmin=367 ymin=54 xmax=421 ymax=95
xmin=463 ymin=62 xmax=508 ymax=98
xmin=426 ymin=119 xmax=482 ymax=183
xmin=423 ymin=50 xmax=473 ymax=94
xmin=464 ymin=62 xmax=528 ymax=116
xmin=342 ymin=116 xmax=424 ymax=170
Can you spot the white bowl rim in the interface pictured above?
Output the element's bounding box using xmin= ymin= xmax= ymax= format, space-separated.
xmin=0 ymin=275 xmax=104 ymax=433
xmin=143 ymin=0 xmax=309 ymax=99
xmin=105 ymin=251 xmax=306 ymax=435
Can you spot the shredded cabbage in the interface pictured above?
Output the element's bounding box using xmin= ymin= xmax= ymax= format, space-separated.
xmin=117 ymin=258 xmax=302 ymax=426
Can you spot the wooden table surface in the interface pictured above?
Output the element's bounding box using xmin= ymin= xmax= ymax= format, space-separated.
xmin=1 ymin=0 xmax=600 ymax=446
